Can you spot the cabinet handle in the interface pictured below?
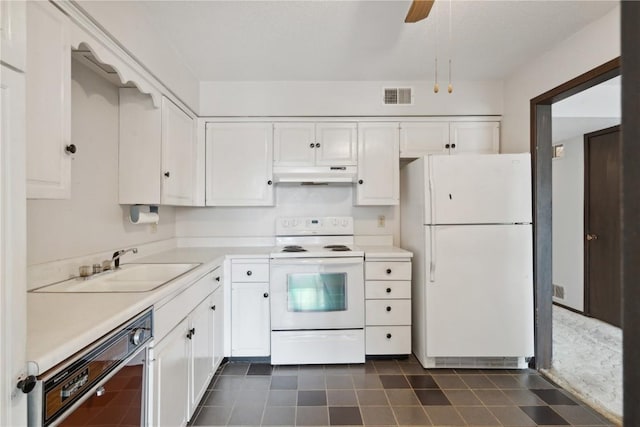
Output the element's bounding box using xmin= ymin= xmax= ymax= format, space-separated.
xmin=451 ymin=143 xmax=456 ymax=149
xmin=445 ymin=143 xmax=450 ymax=149
xmin=267 ymin=180 xmax=273 ymax=185
xmin=95 ymin=386 xmax=106 ymax=397
xmin=246 ymin=270 xmax=252 ymax=276
xmin=386 ymin=288 xmax=392 ymax=293
xmin=386 ymin=306 xmax=392 ymax=312
xmin=263 ymin=292 xmax=269 ymax=298
xmin=386 ymin=333 xmax=392 ymax=339
xmin=65 ymin=144 xmax=77 ymax=154
xmin=215 ymin=276 xmax=221 ymax=282
xmin=310 ymin=143 xmax=315 ymax=148
xmin=358 ymin=179 xmax=364 ymax=185
xmin=386 ymin=268 xmax=392 ymax=274
xmin=315 ymin=143 xmax=321 ymax=148
xmin=186 ymin=327 xmax=195 ymax=339
xmin=164 ymin=171 xmax=170 ymax=178
xmin=211 ymin=305 xmax=216 ymax=311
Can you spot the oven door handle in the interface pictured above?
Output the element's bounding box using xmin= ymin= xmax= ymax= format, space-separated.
xmin=270 ymin=257 xmax=363 ymax=266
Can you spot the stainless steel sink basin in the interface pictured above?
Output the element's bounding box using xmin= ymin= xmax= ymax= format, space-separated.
xmin=32 ymin=263 xmax=200 ymax=293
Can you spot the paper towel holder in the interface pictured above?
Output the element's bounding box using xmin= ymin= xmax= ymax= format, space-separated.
xmin=129 ymin=204 xmax=159 ymax=224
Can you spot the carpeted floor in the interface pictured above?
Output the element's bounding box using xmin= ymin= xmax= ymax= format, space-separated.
xmin=543 ymin=305 xmax=622 ymax=424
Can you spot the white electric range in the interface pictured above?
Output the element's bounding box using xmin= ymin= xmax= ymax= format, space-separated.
xmin=269 ymin=217 xmax=365 ymax=365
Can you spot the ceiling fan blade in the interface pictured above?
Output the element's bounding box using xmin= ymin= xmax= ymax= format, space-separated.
xmin=405 ymin=0 xmax=435 ymax=23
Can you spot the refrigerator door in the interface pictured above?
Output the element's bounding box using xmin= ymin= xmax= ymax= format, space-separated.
xmin=424 ymin=153 xmax=532 ymax=225
xmin=424 ymin=224 xmax=534 ymax=358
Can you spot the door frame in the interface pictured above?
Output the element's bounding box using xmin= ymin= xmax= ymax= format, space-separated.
xmin=529 ymin=57 xmax=620 ymax=369
xmin=583 ymin=124 xmax=621 ymax=319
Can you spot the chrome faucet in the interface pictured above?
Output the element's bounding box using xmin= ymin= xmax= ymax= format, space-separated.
xmin=111 ymin=247 xmax=138 ymax=269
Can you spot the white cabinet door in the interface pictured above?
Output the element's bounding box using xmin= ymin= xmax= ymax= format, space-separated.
xmin=188 ymin=296 xmax=214 ymax=418
xmin=26 ymin=1 xmax=71 ymax=199
xmin=212 ymin=285 xmax=224 ymax=370
xmin=399 ymin=122 xmax=449 ymax=158
xmin=161 ymin=97 xmax=196 ymax=205
xmin=355 ymin=123 xmax=399 ymax=206
xmin=152 ymin=318 xmax=189 ymax=427
xmin=273 ymin=122 xmax=315 ymax=166
xmin=450 ymin=122 xmax=500 ymax=154
xmin=206 ymin=123 xmax=274 ymax=206
xmin=1 ymin=0 xmax=26 ymax=71
xmin=315 ymin=123 xmax=357 ymax=166
xmin=231 ymin=282 xmax=270 ymax=357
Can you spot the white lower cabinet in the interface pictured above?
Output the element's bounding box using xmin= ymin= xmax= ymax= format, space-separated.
xmin=189 ymin=296 xmax=214 ymax=417
xmin=212 ymin=285 xmax=224 ymax=368
xmin=231 ymin=260 xmax=270 ymax=357
xmin=365 ymin=259 xmax=412 ymax=355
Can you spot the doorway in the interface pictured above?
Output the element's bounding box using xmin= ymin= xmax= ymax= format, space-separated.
xmin=584 ymin=125 xmax=621 ymax=328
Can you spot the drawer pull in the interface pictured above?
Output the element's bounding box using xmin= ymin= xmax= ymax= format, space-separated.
xmin=186 ymin=328 xmax=196 ymax=339
xmin=215 ymin=276 xmax=220 ymax=282
xmin=263 ymin=292 xmax=269 ymax=298
xmin=386 ymin=268 xmax=392 ymax=274
xmin=386 ymin=306 xmax=392 ymax=312
xmin=246 ymin=270 xmax=252 ymax=276
xmin=211 ymin=305 xmax=216 ymax=311
xmin=386 ymin=333 xmax=392 ymax=339
xmin=386 ymin=288 xmax=392 ymax=293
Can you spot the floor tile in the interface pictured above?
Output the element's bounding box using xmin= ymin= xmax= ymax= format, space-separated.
xmin=379 ymin=375 xmax=411 ymax=389
xmin=272 ymin=365 xmax=299 ymax=376
xmin=400 ymin=364 xmax=427 ymax=375
xmin=298 ymin=374 xmax=326 ymax=390
xmin=516 ymin=373 xmax=556 ymax=389
xmin=489 ymin=406 xmax=537 ymax=426
xmin=431 ymin=374 xmax=468 ymax=389
xmin=385 ymin=389 xmax=420 ymax=406
xmin=221 ymin=362 xmax=250 ymax=376
xmin=357 ymin=389 xmax=389 ymax=406
xmin=327 ymin=374 xmax=355 ymax=389
xmin=473 ymin=389 xmax=514 ymax=406
xmin=213 ymin=376 xmax=244 ymax=391
xmin=248 ymin=363 xmax=274 ymax=376
xmin=442 ymin=389 xmax=482 ymax=406
xmin=423 ymin=405 xmax=465 ymax=426
xmin=329 ymin=406 xmax=363 ymax=425
xmin=455 ymin=368 xmax=484 ymax=375
xmin=360 ymin=405 xmax=396 ymax=426
xmin=488 ymin=374 xmax=524 ymax=388
xmin=504 ymin=389 xmax=548 ymax=406
xmin=267 ymin=390 xmax=298 ymax=406
xmin=392 ymin=405 xmax=431 ymax=426
xmin=298 ymin=365 xmax=325 ymax=375
xmin=296 ymin=406 xmax=329 ymax=426
xmin=270 ymin=375 xmax=298 ymax=390
xmin=243 ymin=376 xmax=272 ymax=390
xmin=262 ymin=406 xmax=296 ymax=426
xmin=531 ymin=388 xmax=579 ymax=405
xmin=203 ymin=389 xmax=239 ymax=406
xmin=456 ymin=406 xmax=501 ymax=425
xmin=192 ymin=405 xmax=232 ymax=426
xmin=461 ymin=374 xmax=497 ymax=389
xmin=551 ymin=405 xmax=609 ymax=425
xmin=227 ymin=404 xmax=265 ymax=425
xmin=327 ymin=389 xmax=358 ymax=406
xmin=298 ymin=390 xmax=327 ymax=406
xmin=324 ymin=364 xmax=353 ymax=375
xmin=373 ymin=361 xmax=403 ymax=374
xmin=406 ymin=375 xmax=439 ymax=389
xmin=520 ymin=405 xmax=570 ymax=425
xmin=414 ymin=389 xmax=451 ymax=406
xmin=352 ymin=374 xmax=383 ymax=389
xmin=236 ymin=389 xmax=268 ymax=406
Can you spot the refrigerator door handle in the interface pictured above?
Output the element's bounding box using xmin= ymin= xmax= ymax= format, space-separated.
xmin=429 ymin=227 xmax=436 ymax=283
xmin=428 ymin=156 xmax=436 ymax=225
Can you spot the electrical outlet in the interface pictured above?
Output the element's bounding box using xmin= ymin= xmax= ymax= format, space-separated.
xmin=377 ymin=215 xmax=386 ymax=228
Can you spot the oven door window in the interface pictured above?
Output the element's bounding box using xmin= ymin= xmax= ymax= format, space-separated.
xmin=287 ymin=273 xmax=347 ymax=312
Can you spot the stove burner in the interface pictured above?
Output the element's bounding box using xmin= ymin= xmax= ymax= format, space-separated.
xmin=323 ymin=245 xmax=349 ymax=249
xmin=330 ymin=247 xmax=351 ymax=252
xmin=282 ymin=245 xmax=307 ymax=253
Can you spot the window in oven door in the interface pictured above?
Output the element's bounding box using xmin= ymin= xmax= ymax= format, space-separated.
xmin=288 ymin=273 xmax=347 ymax=312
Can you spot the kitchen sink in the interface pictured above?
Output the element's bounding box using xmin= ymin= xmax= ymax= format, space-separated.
xmin=32 ymin=263 xmax=200 ymax=293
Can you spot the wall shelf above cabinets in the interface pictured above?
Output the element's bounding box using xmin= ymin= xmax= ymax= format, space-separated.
xmin=400 ymin=121 xmax=500 ymax=158
xmin=119 ymin=89 xmax=201 ymax=206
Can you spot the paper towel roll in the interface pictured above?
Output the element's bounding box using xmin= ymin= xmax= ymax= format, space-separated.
xmin=130 ymin=205 xmax=159 ymax=225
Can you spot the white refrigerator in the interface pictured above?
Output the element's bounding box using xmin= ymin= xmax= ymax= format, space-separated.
xmin=400 ymin=154 xmax=534 ymax=369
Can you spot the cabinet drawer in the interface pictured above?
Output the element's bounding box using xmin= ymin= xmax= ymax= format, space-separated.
xmin=365 ymin=300 xmax=411 ymax=325
xmin=365 ymin=261 xmax=411 ymax=281
xmin=366 ymin=326 xmax=411 ymax=355
xmin=231 ymin=263 xmax=269 ymax=282
xmin=366 ymin=281 xmax=411 ymax=299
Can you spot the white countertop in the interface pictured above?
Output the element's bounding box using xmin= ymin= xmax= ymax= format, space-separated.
xmin=27 ymin=245 xmax=408 ymax=375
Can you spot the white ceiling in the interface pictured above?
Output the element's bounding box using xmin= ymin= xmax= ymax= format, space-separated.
xmin=136 ymin=0 xmax=618 ymax=82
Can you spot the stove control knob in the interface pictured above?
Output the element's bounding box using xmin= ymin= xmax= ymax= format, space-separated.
xmin=16 ymin=376 xmax=36 ymax=394
xmin=282 ymin=219 xmax=290 ymax=227
xmin=130 ymin=328 xmax=145 ymax=346
xmin=341 ymin=219 xmax=348 ymax=227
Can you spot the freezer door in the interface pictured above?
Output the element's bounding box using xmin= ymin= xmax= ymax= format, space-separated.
xmin=424 ymin=154 xmax=532 ymax=225
xmin=424 ymin=224 xmax=534 ymax=358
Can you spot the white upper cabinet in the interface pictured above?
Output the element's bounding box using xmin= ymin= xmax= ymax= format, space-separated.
xmin=26 ymin=1 xmax=72 ymax=199
xmin=355 ymin=123 xmax=400 ymax=206
xmin=1 ymin=0 xmax=26 ymax=71
xmin=206 ymin=123 xmax=274 ymax=206
xmin=274 ymin=122 xmax=357 ymax=167
xmin=400 ymin=121 xmax=500 ymax=158
xmin=119 ymin=89 xmax=198 ymax=206
xmin=450 ymin=121 xmax=500 ymax=154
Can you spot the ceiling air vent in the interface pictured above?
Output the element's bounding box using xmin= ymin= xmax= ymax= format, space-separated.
xmin=383 ymin=88 xmax=413 ymax=105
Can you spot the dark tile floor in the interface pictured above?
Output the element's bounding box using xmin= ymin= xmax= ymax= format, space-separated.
xmin=189 ymin=356 xmax=615 ymax=426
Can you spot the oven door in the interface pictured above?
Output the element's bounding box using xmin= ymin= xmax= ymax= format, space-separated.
xmin=270 ymin=257 xmax=364 ymax=330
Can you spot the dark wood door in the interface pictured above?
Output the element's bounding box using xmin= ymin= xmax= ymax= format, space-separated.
xmin=584 ymin=125 xmax=621 ymax=327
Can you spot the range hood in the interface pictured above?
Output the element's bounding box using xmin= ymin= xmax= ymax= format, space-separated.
xmin=273 ymin=166 xmax=357 ymax=184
